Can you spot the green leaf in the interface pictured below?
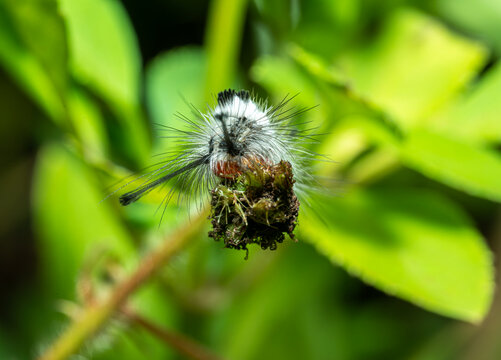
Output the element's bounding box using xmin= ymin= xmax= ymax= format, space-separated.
xmin=59 ymin=0 xmax=140 ymax=108
xmin=253 ymin=0 xmax=299 ymax=35
xmin=68 ymin=88 xmax=109 ymax=160
xmin=301 ymin=188 xmax=494 ymax=322
xmin=250 ymin=54 xmax=332 ymax=132
xmin=338 ymin=9 xmax=488 ymax=130
xmin=315 ymin=115 xmax=400 ymax=180
xmin=291 ymin=0 xmax=360 ymax=58
xmin=59 ymin=0 xmax=149 ymax=164
xmin=251 ymin=55 xmax=318 ymax=107
xmin=437 ymin=0 xmax=501 ymax=55
xmin=32 ymin=144 xmax=134 ymax=298
xmin=250 ymin=53 xmax=377 ymax=134
xmin=401 ymin=130 xmax=501 ymax=202
xmin=288 ymin=44 xmax=347 ymax=86
xmin=2 ymin=0 xmax=68 ymax=97
xmin=0 ymin=0 xmax=67 ymax=122
xmin=146 ymin=47 xmax=206 ymax=153
xmin=431 ymin=62 xmax=501 ymax=145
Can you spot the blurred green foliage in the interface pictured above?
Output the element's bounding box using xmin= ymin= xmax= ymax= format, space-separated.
xmin=1 ymin=0 xmax=501 ymax=359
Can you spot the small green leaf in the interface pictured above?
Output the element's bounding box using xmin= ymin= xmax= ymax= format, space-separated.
xmin=59 ymin=0 xmax=140 ymax=108
xmin=59 ymin=0 xmax=149 ymax=164
xmin=338 ymin=9 xmax=488 ymax=130
xmin=32 ymin=144 xmax=134 ymax=298
xmin=301 ymin=188 xmax=494 ymax=322
xmin=288 ymin=44 xmax=347 ymax=86
xmin=0 ymin=1 xmax=66 ymax=122
xmin=68 ymin=88 xmax=109 ymax=160
xmin=250 ymin=54 xmax=330 ymax=132
xmin=253 ymin=0 xmax=298 ymax=35
xmin=437 ymin=0 xmax=501 ymax=55
xmin=291 ymin=0 xmax=360 ymax=58
xmin=250 ymin=55 xmax=318 ymax=106
xmin=146 ymin=47 xmax=206 ymax=153
xmin=401 ymin=130 xmax=501 ymax=202
xmin=2 ymin=0 xmax=68 ymax=98
xmin=315 ymin=115 xmax=400 ymax=179
xmin=431 ymin=62 xmax=501 ymax=145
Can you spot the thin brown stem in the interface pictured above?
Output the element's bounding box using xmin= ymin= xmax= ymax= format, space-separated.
xmin=121 ymin=307 xmax=223 ymax=360
xmin=38 ymin=209 xmax=209 ymax=360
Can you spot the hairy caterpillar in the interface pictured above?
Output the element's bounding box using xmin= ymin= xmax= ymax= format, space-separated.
xmin=118 ymin=89 xmax=317 ymax=217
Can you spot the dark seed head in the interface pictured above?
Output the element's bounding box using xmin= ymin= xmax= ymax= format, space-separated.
xmin=208 ymin=161 xmax=299 ymax=258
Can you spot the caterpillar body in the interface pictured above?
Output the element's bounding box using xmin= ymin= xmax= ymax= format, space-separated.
xmin=119 ymin=89 xmax=316 ymax=212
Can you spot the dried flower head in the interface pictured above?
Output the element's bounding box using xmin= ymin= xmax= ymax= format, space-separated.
xmin=209 ymin=161 xmax=299 ymax=258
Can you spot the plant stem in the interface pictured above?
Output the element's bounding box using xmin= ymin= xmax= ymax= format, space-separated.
xmin=121 ymin=308 xmax=223 ymax=360
xmin=204 ymin=0 xmax=249 ymax=100
xmin=38 ymin=209 xmax=209 ymax=360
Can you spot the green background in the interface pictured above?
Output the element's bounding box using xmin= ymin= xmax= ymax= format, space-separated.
xmin=1 ymin=0 xmax=500 ymax=359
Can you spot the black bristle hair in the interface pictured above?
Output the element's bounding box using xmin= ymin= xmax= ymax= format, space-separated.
xmin=217 ymin=89 xmax=236 ymax=106
xmin=119 ymin=192 xmax=139 ymax=206
xmin=217 ymin=89 xmax=250 ymax=106
xmin=236 ymin=90 xmax=250 ymax=101
xmin=118 ymin=156 xmax=209 ymax=207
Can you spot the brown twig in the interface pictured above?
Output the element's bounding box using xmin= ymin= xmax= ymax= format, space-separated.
xmin=38 ymin=209 xmax=209 ymax=360
xmin=121 ymin=307 xmax=223 ymax=360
